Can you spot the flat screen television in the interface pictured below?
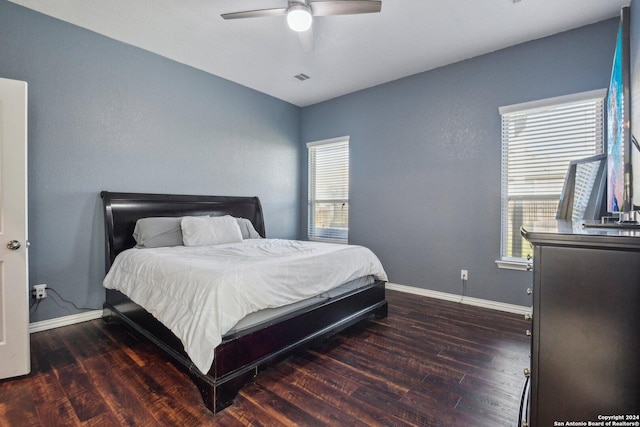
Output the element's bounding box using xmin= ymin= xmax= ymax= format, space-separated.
xmin=631 ymin=1 xmax=640 ymax=210
xmin=606 ymin=6 xmax=632 ymax=214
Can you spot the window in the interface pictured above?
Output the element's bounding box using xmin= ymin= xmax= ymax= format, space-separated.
xmin=307 ymin=137 xmax=349 ymax=243
xmin=499 ymin=90 xmax=605 ymax=268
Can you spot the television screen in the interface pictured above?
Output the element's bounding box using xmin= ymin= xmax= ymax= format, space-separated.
xmin=607 ymin=6 xmax=631 ymax=213
xmin=631 ymin=2 xmax=640 ymax=210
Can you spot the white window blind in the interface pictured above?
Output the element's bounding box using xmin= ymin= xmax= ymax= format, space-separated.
xmin=500 ymin=90 xmax=605 ymax=262
xmin=307 ymin=137 xmax=349 ymax=243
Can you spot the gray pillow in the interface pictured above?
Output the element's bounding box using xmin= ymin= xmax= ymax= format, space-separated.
xmin=235 ymin=217 xmax=262 ymax=239
xmin=133 ymin=217 xmax=183 ymax=248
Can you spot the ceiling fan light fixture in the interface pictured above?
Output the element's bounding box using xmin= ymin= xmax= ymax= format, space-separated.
xmin=287 ymin=4 xmax=312 ymax=32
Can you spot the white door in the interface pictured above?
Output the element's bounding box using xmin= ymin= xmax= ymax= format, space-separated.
xmin=0 ymin=78 xmax=29 ymax=379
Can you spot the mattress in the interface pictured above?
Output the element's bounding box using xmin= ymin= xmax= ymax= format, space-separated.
xmin=225 ymin=275 xmax=376 ymax=337
xmin=103 ymin=238 xmax=387 ymax=373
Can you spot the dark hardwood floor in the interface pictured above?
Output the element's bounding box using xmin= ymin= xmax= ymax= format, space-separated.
xmin=0 ymin=290 xmax=531 ymax=426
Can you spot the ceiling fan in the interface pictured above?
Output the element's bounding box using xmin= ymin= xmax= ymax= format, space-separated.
xmin=221 ymin=1 xmax=382 ymax=50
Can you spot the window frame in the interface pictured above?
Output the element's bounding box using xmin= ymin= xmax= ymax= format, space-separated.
xmin=497 ymin=89 xmax=606 ymax=270
xmin=307 ymin=136 xmax=350 ymax=244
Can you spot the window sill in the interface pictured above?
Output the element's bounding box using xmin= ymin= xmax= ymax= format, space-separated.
xmin=309 ymin=236 xmax=348 ymax=245
xmin=495 ymin=258 xmax=532 ymax=271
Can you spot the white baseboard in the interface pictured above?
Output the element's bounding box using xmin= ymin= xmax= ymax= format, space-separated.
xmin=385 ymin=283 xmax=531 ymax=316
xmin=27 ymin=284 xmax=529 ymax=333
xmin=29 ymin=309 xmax=103 ymax=334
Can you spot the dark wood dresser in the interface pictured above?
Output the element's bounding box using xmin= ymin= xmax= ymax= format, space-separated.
xmin=521 ymin=220 xmax=640 ymax=427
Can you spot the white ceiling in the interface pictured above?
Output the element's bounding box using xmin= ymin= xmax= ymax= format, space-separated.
xmin=9 ymin=0 xmax=630 ymax=107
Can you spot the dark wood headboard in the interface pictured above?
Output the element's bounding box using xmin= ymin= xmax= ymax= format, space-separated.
xmin=100 ymin=191 xmax=265 ymax=272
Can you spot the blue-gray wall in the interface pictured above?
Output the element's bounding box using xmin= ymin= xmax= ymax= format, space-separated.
xmin=301 ymin=19 xmax=620 ymax=307
xmin=0 ymin=1 xmax=301 ymax=322
xmin=0 ymin=0 xmax=623 ymax=321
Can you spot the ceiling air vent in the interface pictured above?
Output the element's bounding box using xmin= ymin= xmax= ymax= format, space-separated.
xmin=294 ymin=73 xmax=310 ymax=81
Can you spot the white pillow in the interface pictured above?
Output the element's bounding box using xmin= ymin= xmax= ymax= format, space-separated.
xmin=181 ymin=215 xmax=243 ymax=246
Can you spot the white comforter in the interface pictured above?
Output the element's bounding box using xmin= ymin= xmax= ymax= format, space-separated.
xmin=103 ymin=239 xmax=387 ymax=373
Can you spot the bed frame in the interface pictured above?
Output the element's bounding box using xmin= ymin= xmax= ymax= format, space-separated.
xmin=100 ymin=191 xmax=388 ymax=413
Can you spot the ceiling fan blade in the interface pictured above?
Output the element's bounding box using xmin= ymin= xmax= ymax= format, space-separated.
xmin=297 ymin=25 xmax=315 ymax=52
xmin=221 ymin=8 xmax=287 ymax=20
xmin=309 ymin=0 xmax=381 ymax=17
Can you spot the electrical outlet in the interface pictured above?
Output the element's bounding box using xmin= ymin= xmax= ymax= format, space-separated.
xmin=460 ymin=270 xmax=468 ymax=281
xmin=33 ymin=284 xmax=47 ymax=299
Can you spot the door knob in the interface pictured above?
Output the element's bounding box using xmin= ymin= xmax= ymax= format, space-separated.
xmin=7 ymin=240 xmax=21 ymax=250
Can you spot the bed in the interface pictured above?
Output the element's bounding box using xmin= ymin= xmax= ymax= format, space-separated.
xmin=100 ymin=191 xmax=388 ymax=413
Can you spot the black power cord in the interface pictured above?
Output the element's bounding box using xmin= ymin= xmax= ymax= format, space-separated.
xmin=29 ymin=298 xmax=41 ymax=315
xmin=458 ymin=276 xmax=467 ymax=304
xmin=30 ymin=286 xmax=97 ymax=315
xmin=47 ymin=287 xmax=96 ymax=312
